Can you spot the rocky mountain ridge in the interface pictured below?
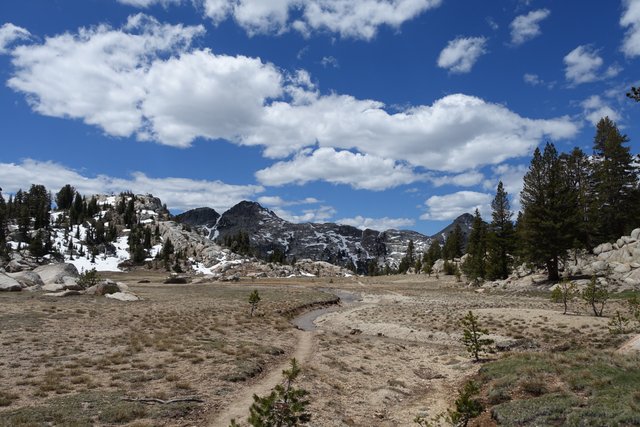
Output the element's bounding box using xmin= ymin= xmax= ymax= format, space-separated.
xmin=1 ymin=193 xmax=355 ymax=281
xmin=176 ymin=200 xmax=474 ymax=274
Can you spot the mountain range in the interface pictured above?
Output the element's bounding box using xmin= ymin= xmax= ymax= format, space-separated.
xmin=176 ymin=201 xmax=473 ymax=274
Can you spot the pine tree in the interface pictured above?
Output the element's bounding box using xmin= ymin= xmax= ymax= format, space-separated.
xmin=94 ymin=220 xmax=105 ymax=245
xmin=398 ymin=240 xmax=415 ymax=274
xmin=447 ymin=381 xmax=483 ymax=427
xmin=551 ymin=279 xmax=577 ymax=315
xmin=562 ymin=148 xmax=595 ymax=251
xmin=124 ymin=197 xmax=136 ymax=228
xmin=460 ymin=311 xmax=493 ymax=361
xmin=128 ymin=226 xmax=148 ymax=264
xmin=443 ymin=224 xmax=463 ymax=260
xmin=414 ymin=258 xmax=422 ymax=274
xmin=582 ymin=276 xmax=609 ymax=317
xmin=462 ymin=209 xmax=486 ymax=283
xmin=486 ymin=182 xmax=515 ymax=280
xmin=591 ymin=117 xmax=639 ymax=242
xmin=86 ymin=197 xmax=99 ymax=218
xmin=422 ymin=240 xmax=442 ymax=274
xmin=247 ymin=358 xmax=311 ymax=427
xmin=26 ymin=184 xmax=51 ymax=230
xmin=366 ymin=259 xmax=379 ymax=276
xmin=29 ymin=230 xmax=47 ymax=259
xmin=143 ymin=227 xmax=152 ymax=249
xmin=162 ymin=238 xmax=174 ymax=260
xmin=249 ymin=290 xmax=261 ymax=317
xmin=17 ymin=204 xmax=30 ymax=238
xmin=71 ymin=192 xmax=84 ymax=225
xmin=520 ymin=143 xmax=578 ymax=281
xmin=55 ymin=184 xmax=75 ymax=210
xmin=106 ymin=223 xmax=117 ymax=242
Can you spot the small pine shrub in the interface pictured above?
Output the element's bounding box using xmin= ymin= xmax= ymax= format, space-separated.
xmin=77 ymin=268 xmax=100 ymax=289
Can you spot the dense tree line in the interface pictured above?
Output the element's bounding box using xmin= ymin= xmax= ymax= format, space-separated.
xmin=462 ymin=116 xmax=639 ymax=282
xmin=221 ymin=231 xmax=253 ymax=256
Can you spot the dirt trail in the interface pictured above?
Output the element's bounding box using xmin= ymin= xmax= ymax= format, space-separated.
xmin=210 ymin=330 xmax=315 ymax=426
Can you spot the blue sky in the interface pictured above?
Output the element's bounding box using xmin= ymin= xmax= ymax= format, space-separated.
xmin=1 ymin=0 xmax=639 ymax=235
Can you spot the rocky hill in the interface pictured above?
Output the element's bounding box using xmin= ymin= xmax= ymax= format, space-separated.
xmin=176 ymin=201 xmax=473 ymax=274
xmin=174 ymin=207 xmax=220 ymax=228
xmin=431 ymin=212 xmax=474 ymax=245
xmin=1 ymin=192 xmax=355 ymax=281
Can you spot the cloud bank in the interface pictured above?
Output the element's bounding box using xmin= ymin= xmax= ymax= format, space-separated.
xmin=3 ymin=15 xmax=579 ymax=191
xmin=0 ymin=159 xmax=263 ymax=213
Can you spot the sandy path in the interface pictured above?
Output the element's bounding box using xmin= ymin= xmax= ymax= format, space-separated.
xmin=211 ymin=330 xmax=315 ymax=426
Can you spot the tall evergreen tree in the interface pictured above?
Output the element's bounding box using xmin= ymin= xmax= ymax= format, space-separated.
xmin=486 ymin=182 xmax=515 ymax=280
xmin=128 ymin=226 xmax=147 ymax=264
xmin=86 ymin=197 xmax=99 ymax=218
xmin=55 ymin=184 xmax=75 ymax=210
xmin=422 ymin=240 xmax=442 ymax=273
xmin=29 ymin=230 xmax=47 ymax=259
xmin=462 ymin=209 xmax=487 ymax=282
xmin=27 ymin=184 xmax=51 ymax=230
xmin=398 ymin=240 xmax=415 ymax=273
xmin=520 ymin=143 xmax=578 ymax=281
xmin=124 ymin=197 xmax=136 ymax=228
xmin=443 ymin=224 xmax=463 ymax=260
xmin=17 ymin=204 xmax=30 ymax=238
xmin=591 ymin=117 xmax=639 ymax=242
xmin=562 ymin=148 xmax=595 ymax=251
xmin=71 ymin=192 xmax=84 ymax=225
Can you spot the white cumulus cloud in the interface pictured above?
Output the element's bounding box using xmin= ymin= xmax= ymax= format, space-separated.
xmin=257 ymin=196 xmax=320 ymax=207
xmin=141 ymin=50 xmax=283 ymax=147
xmin=510 ymin=8 xmax=550 ymax=45
xmin=523 ymin=73 xmax=555 ymax=89
xmin=563 ymin=45 xmax=621 ymax=85
xmin=581 ymin=95 xmax=621 ymax=125
xmin=273 ymin=205 xmax=337 ymax=223
xmin=8 ymin=15 xmax=205 ymax=138
xmin=255 ymin=148 xmax=423 ymax=191
xmin=437 ymin=36 xmax=488 ymax=73
xmin=420 ymin=191 xmax=492 ymax=221
xmin=117 ymin=0 xmax=182 ymax=7
xmin=4 ymin=16 xmax=580 ymax=188
xmin=430 ymin=171 xmax=485 ymax=187
xmin=0 ymin=159 xmax=263 ymax=213
xmin=249 ymin=93 xmax=578 ymax=172
xmin=182 ymin=0 xmax=443 ymax=39
xmin=0 ymin=23 xmax=31 ymax=54
xmin=621 ymin=0 xmax=640 ymax=57
xmin=337 ymin=216 xmax=415 ymax=231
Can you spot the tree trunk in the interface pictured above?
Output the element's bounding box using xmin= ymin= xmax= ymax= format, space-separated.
xmin=546 ymin=258 xmax=559 ymax=282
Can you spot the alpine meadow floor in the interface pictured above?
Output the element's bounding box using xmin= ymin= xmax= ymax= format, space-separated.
xmin=0 ymin=272 xmax=636 ymax=426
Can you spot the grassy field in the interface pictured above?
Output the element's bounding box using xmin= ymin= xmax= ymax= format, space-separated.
xmin=0 ymin=273 xmax=335 ymax=426
xmin=478 ymin=350 xmax=640 ymax=426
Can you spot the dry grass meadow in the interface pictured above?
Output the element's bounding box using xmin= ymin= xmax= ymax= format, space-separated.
xmin=0 ymin=272 xmax=638 ymax=426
